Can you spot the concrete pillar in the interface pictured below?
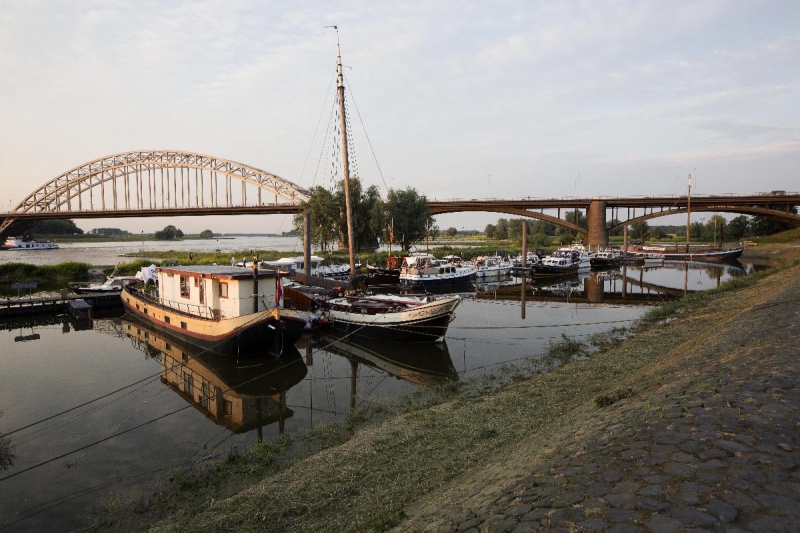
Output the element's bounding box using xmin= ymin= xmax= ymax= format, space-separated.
xmin=587 ymin=199 xmax=608 ymax=247
xmin=584 ymin=272 xmax=604 ymax=304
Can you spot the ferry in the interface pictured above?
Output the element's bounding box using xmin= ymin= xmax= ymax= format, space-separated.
xmin=3 ymin=236 xmax=59 ymax=250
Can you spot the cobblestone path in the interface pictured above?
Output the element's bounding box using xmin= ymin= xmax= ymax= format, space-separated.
xmin=396 ymin=273 xmax=800 ymax=532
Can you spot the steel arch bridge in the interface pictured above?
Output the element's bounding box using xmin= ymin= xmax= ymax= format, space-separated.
xmin=0 ymin=150 xmax=309 ymax=234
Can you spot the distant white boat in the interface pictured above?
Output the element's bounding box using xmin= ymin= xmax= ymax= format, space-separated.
xmin=261 ymin=255 xmax=353 ymax=279
xmin=3 ymin=236 xmax=59 ymax=250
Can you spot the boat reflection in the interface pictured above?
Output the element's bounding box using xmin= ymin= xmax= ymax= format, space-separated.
xmin=475 ymin=259 xmax=747 ymax=305
xmin=313 ymin=332 xmax=458 ymax=390
xmin=121 ymin=315 xmax=307 ymax=438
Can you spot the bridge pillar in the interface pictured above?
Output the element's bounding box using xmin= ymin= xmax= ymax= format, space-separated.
xmin=587 ymin=200 xmax=608 ymax=247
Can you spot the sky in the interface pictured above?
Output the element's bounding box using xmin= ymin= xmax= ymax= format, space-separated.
xmin=0 ymin=0 xmax=798 ymax=234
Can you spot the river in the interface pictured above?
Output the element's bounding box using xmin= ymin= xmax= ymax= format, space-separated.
xmin=0 ymin=242 xmax=752 ymax=531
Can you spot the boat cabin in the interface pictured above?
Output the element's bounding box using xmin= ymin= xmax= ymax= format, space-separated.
xmin=157 ymin=265 xmax=281 ymax=319
xmin=263 ymin=256 xmax=325 ymax=274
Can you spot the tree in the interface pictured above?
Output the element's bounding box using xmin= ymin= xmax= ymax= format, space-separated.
xmin=445 ymin=227 xmax=458 ymax=238
xmin=703 ymin=215 xmax=726 ymax=243
xmin=508 ymin=219 xmax=524 ymax=241
xmin=31 ymin=219 xmax=83 ymax=234
xmin=631 ymin=221 xmax=649 ymax=242
xmin=727 ymin=215 xmax=750 ymax=241
xmin=484 ymin=224 xmax=497 ymax=240
xmin=199 ymin=229 xmax=214 ymax=239
xmin=293 ymin=186 xmax=339 ymax=252
xmin=607 ymin=219 xmax=624 ymax=237
xmin=155 ymin=225 xmax=183 ymax=240
xmin=750 ymin=204 xmax=798 ymax=236
xmin=384 ymin=187 xmax=432 ymax=252
xmin=494 ymin=218 xmax=509 ymax=240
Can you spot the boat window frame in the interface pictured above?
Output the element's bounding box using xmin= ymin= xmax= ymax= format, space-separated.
xmin=180 ymin=276 xmax=190 ymax=298
xmin=219 ymin=282 xmax=229 ymax=299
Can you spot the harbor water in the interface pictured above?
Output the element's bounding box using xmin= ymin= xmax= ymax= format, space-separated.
xmin=0 ymin=241 xmax=753 ymax=532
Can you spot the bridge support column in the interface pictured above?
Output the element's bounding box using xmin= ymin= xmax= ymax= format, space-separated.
xmin=587 ymin=200 xmax=608 ymax=247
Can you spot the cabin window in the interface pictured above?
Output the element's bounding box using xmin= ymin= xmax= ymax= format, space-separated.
xmin=183 ymin=373 xmax=193 ymax=396
xmin=165 ymin=342 xmax=171 ymax=352
xmin=180 ymin=321 xmax=188 ymax=330
xmin=180 ymin=276 xmax=190 ymax=298
xmin=219 ymin=282 xmax=229 ymax=298
xmin=181 ymin=352 xmax=188 ymax=362
xmin=199 ymin=280 xmax=205 ymax=305
xmin=201 ymin=383 xmax=209 ymax=409
xmin=194 ymin=277 xmax=199 ymax=287
xmin=164 ymin=315 xmax=170 ymax=324
xmin=224 ymin=400 xmax=233 ymax=416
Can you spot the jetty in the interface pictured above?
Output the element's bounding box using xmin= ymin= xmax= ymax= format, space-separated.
xmin=0 ymin=291 xmax=122 ymax=317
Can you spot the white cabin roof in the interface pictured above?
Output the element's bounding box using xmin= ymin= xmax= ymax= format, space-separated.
xmin=158 ymin=265 xmax=278 ymax=280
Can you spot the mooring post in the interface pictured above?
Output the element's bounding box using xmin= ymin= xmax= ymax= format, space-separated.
xmin=304 ymin=213 xmax=311 ymax=278
xmin=521 ymin=219 xmax=527 ymax=320
xmin=252 ymin=254 xmax=259 ymax=314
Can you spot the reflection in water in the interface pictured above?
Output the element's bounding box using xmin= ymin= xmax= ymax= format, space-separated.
xmin=310 ymin=332 xmax=458 ymax=412
xmin=121 ymin=316 xmax=307 ymax=439
xmin=314 ymin=333 xmax=458 ymax=388
xmin=475 ymin=260 xmax=749 ymax=305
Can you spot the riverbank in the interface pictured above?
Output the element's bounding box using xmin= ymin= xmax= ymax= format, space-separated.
xmin=84 ymin=242 xmax=800 ymax=532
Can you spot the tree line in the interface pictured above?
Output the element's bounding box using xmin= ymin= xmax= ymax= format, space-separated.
xmin=293 ymin=178 xmax=433 ymax=252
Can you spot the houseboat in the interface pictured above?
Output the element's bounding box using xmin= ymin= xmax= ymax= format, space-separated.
xmin=121 ymin=264 xmax=305 ymax=356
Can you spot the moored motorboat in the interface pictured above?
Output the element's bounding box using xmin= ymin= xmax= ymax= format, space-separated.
xmin=530 ymin=249 xmax=580 ymax=278
xmin=70 ymin=275 xmax=139 ymax=295
xmin=590 ymin=249 xmax=622 ymax=269
xmin=474 ymin=254 xmax=514 ymax=280
xmin=121 ymin=264 xmax=304 ymax=356
xmin=399 ymin=253 xmax=476 ymax=290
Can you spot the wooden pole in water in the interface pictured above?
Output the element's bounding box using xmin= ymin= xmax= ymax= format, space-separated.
xmin=623 ymin=224 xmax=628 ymax=257
xmin=253 ymin=254 xmax=259 ymax=314
xmin=304 ymin=213 xmax=312 ymax=278
xmin=686 ymin=173 xmax=692 ymax=253
xmin=521 ymin=219 xmax=527 ymax=319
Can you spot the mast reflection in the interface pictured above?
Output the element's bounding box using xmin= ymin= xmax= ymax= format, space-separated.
xmin=121 ymin=316 xmax=307 ymax=439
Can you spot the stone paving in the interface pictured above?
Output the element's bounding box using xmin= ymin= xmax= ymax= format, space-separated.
xmin=397 ymin=279 xmax=800 ymax=532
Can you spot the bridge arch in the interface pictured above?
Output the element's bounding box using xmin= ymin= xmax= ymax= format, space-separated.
xmin=429 ymin=206 xmax=586 ymax=235
xmin=610 ymin=206 xmax=800 ymax=233
xmin=1 ymin=150 xmax=309 ymax=234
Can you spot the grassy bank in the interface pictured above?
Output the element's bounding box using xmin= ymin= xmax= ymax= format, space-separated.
xmin=85 ymin=241 xmax=800 ymax=532
xmin=0 ymin=262 xmax=90 ymax=285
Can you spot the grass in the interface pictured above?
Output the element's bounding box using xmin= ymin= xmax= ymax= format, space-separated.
xmin=0 ymin=261 xmax=90 ymax=282
xmin=88 ymin=241 xmax=800 ymax=532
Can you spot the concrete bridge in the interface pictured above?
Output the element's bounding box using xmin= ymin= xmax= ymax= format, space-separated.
xmin=2 ymin=150 xmax=798 ymax=245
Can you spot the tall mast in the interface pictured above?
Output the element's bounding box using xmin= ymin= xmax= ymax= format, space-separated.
xmin=685 ymin=173 xmax=692 ymax=253
xmin=334 ymin=27 xmax=357 ymax=284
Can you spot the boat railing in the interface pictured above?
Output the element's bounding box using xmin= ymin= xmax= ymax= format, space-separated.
xmin=130 ymin=286 xmax=217 ymax=320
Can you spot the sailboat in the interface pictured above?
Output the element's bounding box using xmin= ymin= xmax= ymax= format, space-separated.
xmin=628 ymin=174 xmax=744 ymax=263
xmin=296 ymin=30 xmax=462 ymax=343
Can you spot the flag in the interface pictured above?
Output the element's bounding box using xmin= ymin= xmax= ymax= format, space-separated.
xmin=275 ymin=277 xmax=284 ymax=307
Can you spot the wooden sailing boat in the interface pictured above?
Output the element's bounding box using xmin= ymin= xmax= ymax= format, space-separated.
xmin=628 ymin=174 xmax=743 ymax=263
xmin=306 ymin=29 xmax=462 ymax=342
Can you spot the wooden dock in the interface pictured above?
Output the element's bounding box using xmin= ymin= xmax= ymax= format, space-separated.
xmin=0 ymin=291 xmax=122 ymax=317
